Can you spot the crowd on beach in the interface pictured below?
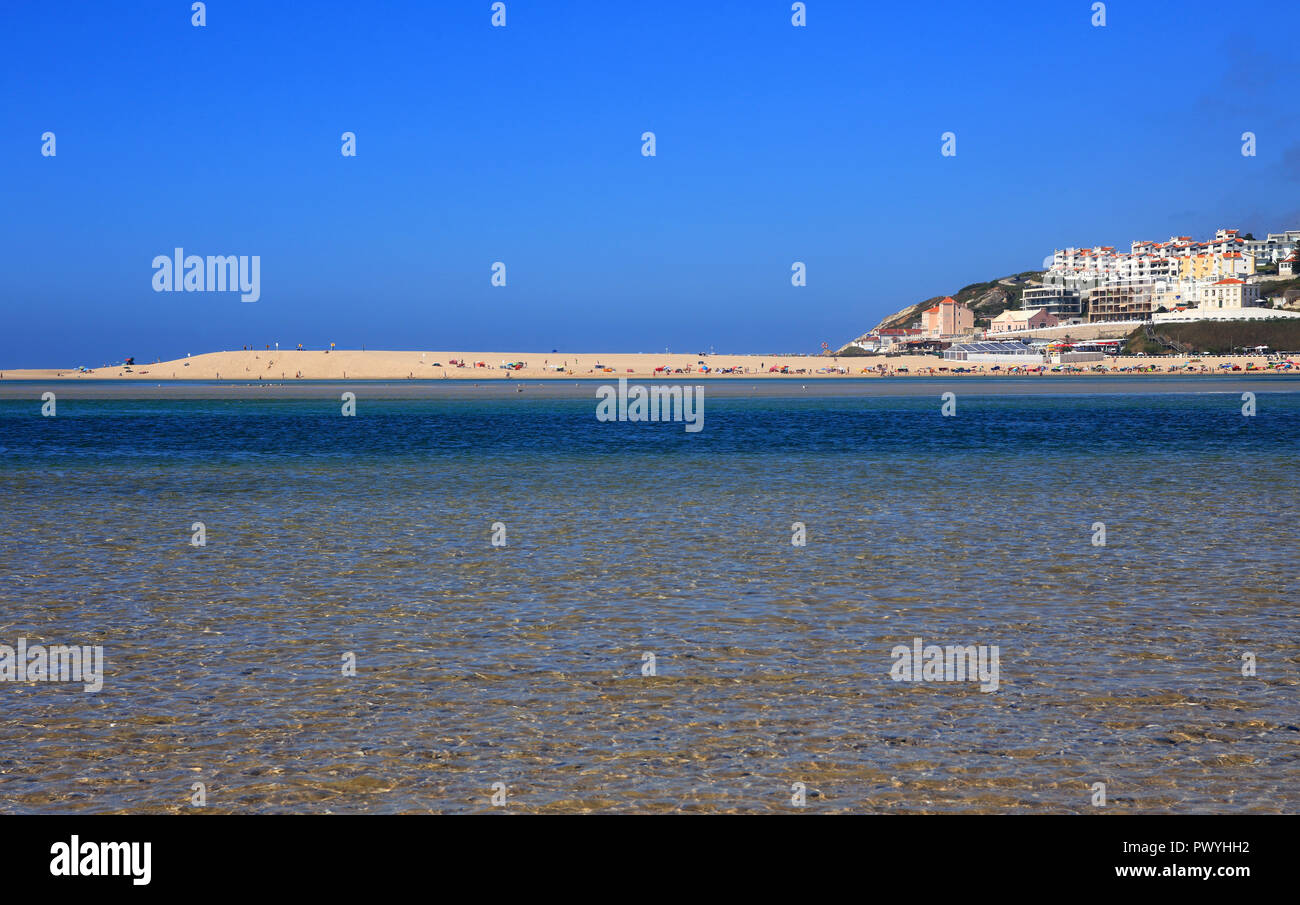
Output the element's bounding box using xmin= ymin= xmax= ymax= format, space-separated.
xmin=854 ymin=355 xmax=1300 ymax=377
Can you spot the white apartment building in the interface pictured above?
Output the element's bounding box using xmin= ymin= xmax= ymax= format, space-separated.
xmin=1047 ymin=227 xmax=1297 ymax=322
xmin=1020 ymin=285 xmax=1083 ymax=318
xmin=1049 ymin=229 xmax=1281 ymax=284
xmin=1243 ymin=231 xmax=1300 ymax=265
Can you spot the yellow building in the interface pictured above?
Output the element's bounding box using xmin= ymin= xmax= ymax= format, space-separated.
xmin=1179 ymin=251 xmax=1255 ymax=281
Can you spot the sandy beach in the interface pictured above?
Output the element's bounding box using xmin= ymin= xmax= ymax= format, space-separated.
xmin=1 ymin=348 xmax=1296 ymax=381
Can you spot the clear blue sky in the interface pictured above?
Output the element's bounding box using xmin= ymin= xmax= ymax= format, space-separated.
xmin=3 ymin=0 xmax=1297 ymax=366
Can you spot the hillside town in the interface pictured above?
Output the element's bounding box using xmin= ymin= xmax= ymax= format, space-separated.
xmin=843 ymin=227 xmax=1300 ymax=359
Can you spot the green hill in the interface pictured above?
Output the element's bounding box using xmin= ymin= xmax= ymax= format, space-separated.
xmin=1128 ymin=319 xmax=1300 ymax=355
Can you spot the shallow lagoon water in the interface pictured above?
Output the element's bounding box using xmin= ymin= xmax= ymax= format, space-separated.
xmin=0 ymin=381 xmax=1296 ymax=812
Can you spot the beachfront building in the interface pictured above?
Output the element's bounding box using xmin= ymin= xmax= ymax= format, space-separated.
xmin=988 ymin=308 xmax=1060 ymax=333
xmin=877 ymin=328 xmax=924 ymax=350
xmin=1199 ymin=278 xmax=1261 ymax=311
xmin=1019 ymin=285 xmax=1082 ymax=319
xmin=1053 ymin=350 xmax=1106 ymax=363
xmin=922 ymin=297 xmax=975 ymax=338
xmin=1151 ymin=277 xmax=1270 ymax=324
xmin=942 ymin=341 xmax=1041 ymax=363
xmin=1087 ymin=283 xmax=1154 ymax=322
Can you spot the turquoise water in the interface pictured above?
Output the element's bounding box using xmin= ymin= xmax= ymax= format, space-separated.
xmin=0 ymin=382 xmax=1297 ymax=812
